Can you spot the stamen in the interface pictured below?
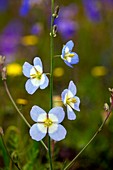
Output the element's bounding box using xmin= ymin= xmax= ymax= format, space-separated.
xmin=66 ymin=97 xmax=77 ymax=105
xmin=44 ymin=118 xmax=53 ymax=127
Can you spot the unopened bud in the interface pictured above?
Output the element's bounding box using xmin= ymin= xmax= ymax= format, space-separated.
xmin=2 ymin=67 xmax=7 ymax=80
xmin=52 ymin=6 xmax=59 ymax=18
xmin=53 ymin=25 xmax=57 ymax=37
xmin=104 ymin=103 xmax=109 ymax=111
xmin=0 ymin=55 xmax=5 ymax=65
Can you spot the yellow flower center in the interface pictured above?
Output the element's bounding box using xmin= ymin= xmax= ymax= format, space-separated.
xmin=44 ymin=118 xmax=53 ymax=127
xmin=30 ymin=67 xmax=42 ymax=79
xmin=66 ymin=97 xmax=77 ymax=105
xmin=64 ymin=52 xmax=75 ymax=59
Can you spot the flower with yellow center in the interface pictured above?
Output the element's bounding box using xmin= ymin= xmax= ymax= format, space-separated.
xmin=29 ymin=106 xmax=67 ymax=141
xmin=23 ymin=57 xmax=49 ymax=94
xmin=61 ymin=40 xmax=79 ymax=68
xmin=61 ymin=81 xmax=80 ymax=120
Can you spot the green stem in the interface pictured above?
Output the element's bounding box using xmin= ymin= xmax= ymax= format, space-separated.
xmin=3 ymin=80 xmax=48 ymax=151
xmin=48 ymin=0 xmax=55 ymax=169
xmin=64 ymin=104 xmax=113 ymax=170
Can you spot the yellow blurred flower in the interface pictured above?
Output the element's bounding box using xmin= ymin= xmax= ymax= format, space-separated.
xmin=7 ymin=63 xmax=22 ymax=76
xmin=21 ymin=35 xmax=38 ymax=46
xmin=53 ymin=95 xmax=63 ymax=107
xmin=91 ymin=66 xmax=108 ymax=77
xmin=16 ymin=98 xmax=28 ymax=105
xmin=53 ymin=67 xmax=64 ymax=77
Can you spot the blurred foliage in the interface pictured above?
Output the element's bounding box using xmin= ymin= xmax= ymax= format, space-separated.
xmin=0 ymin=0 xmax=113 ymax=169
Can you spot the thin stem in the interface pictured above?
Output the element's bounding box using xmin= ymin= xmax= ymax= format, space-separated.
xmin=3 ymin=80 xmax=48 ymax=151
xmin=64 ymin=104 xmax=113 ymax=170
xmin=48 ymin=0 xmax=55 ymax=169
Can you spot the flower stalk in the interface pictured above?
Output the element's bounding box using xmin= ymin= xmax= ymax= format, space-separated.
xmin=64 ymin=91 xmax=113 ymax=170
xmin=3 ymin=80 xmax=48 ymax=151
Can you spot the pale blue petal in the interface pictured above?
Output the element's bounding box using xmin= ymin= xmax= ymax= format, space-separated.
xmin=68 ymin=81 xmax=77 ymax=96
xmin=29 ymin=124 xmax=46 ymax=141
xmin=61 ymin=89 xmax=68 ymax=103
xmin=40 ymin=74 xmax=49 ymax=89
xmin=25 ymin=79 xmax=38 ymax=94
xmin=33 ymin=57 xmax=43 ymax=69
xmin=49 ymin=124 xmax=67 ymax=141
xmin=61 ymin=45 xmax=66 ymax=58
xmin=66 ymin=40 xmax=74 ymax=52
xmin=48 ymin=107 xmax=65 ymax=123
xmin=23 ymin=62 xmax=32 ymax=78
xmin=64 ymin=60 xmax=73 ymax=68
xmin=70 ymin=53 xmax=79 ymax=64
xmin=73 ymin=97 xmax=80 ymax=111
xmin=67 ymin=105 xmax=76 ymax=120
xmin=30 ymin=105 xmax=46 ymax=122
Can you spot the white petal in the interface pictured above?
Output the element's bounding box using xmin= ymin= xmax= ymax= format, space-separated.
xmin=49 ymin=124 xmax=67 ymax=141
xmin=65 ymin=46 xmax=69 ymax=53
xmin=49 ymin=114 xmax=58 ymax=123
xmin=25 ymin=79 xmax=38 ymax=94
xmin=30 ymin=105 xmax=46 ymax=122
xmin=48 ymin=107 xmax=65 ymax=123
xmin=37 ymin=113 xmax=47 ymax=122
xmin=48 ymin=123 xmax=58 ymax=133
xmin=37 ymin=123 xmax=47 ymax=133
xmin=67 ymin=105 xmax=76 ymax=120
xmin=29 ymin=124 xmax=46 ymax=141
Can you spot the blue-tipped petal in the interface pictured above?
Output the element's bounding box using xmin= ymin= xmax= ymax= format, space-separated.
xmin=62 ymin=45 xmax=66 ymax=58
xmin=64 ymin=60 xmax=73 ymax=68
xmin=66 ymin=40 xmax=74 ymax=51
xmin=68 ymin=81 xmax=77 ymax=96
xmin=25 ymin=79 xmax=38 ymax=94
xmin=29 ymin=124 xmax=46 ymax=141
xmin=49 ymin=124 xmax=67 ymax=141
xmin=67 ymin=105 xmax=76 ymax=120
xmin=70 ymin=53 xmax=79 ymax=64
xmin=61 ymin=89 xmax=68 ymax=103
xmin=33 ymin=57 xmax=43 ymax=69
xmin=30 ymin=105 xmax=46 ymax=122
xmin=40 ymin=74 xmax=49 ymax=89
xmin=73 ymin=96 xmax=80 ymax=111
xmin=49 ymin=107 xmax=65 ymax=123
xmin=23 ymin=62 xmax=32 ymax=78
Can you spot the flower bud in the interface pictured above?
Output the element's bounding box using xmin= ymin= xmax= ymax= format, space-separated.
xmin=104 ymin=103 xmax=109 ymax=111
xmin=2 ymin=67 xmax=7 ymax=80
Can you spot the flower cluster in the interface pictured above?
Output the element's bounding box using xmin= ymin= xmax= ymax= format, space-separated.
xmin=23 ymin=40 xmax=80 ymax=142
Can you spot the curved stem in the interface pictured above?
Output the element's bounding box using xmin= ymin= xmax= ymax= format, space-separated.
xmin=64 ymin=104 xmax=113 ymax=170
xmin=3 ymin=80 xmax=48 ymax=151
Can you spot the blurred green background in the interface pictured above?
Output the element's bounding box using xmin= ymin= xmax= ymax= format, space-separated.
xmin=0 ymin=0 xmax=113 ymax=169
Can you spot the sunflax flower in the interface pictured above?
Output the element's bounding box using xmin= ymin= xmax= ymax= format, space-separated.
xmin=61 ymin=81 xmax=80 ymax=120
xmin=23 ymin=57 xmax=49 ymax=94
xmin=61 ymin=40 xmax=79 ymax=68
xmin=29 ymin=106 xmax=67 ymax=141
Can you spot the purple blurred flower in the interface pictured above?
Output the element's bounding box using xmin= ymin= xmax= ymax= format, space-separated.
xmin=19 ymin=0 xmax=30 ymax=16
xmin=31 ymin=23 xmax=43 ymax=35
xmin=19 ymin=0 xmax=43 ymax=16
xmin=0 ymin=20 xmax=23 ymax=61
xmin=0 ymin=0 xmax=8 ymax=12
xmin=83 ymin=0 xmax=102 ymax=22
xmin=54 ymin=4 xmax=78 ymax=40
